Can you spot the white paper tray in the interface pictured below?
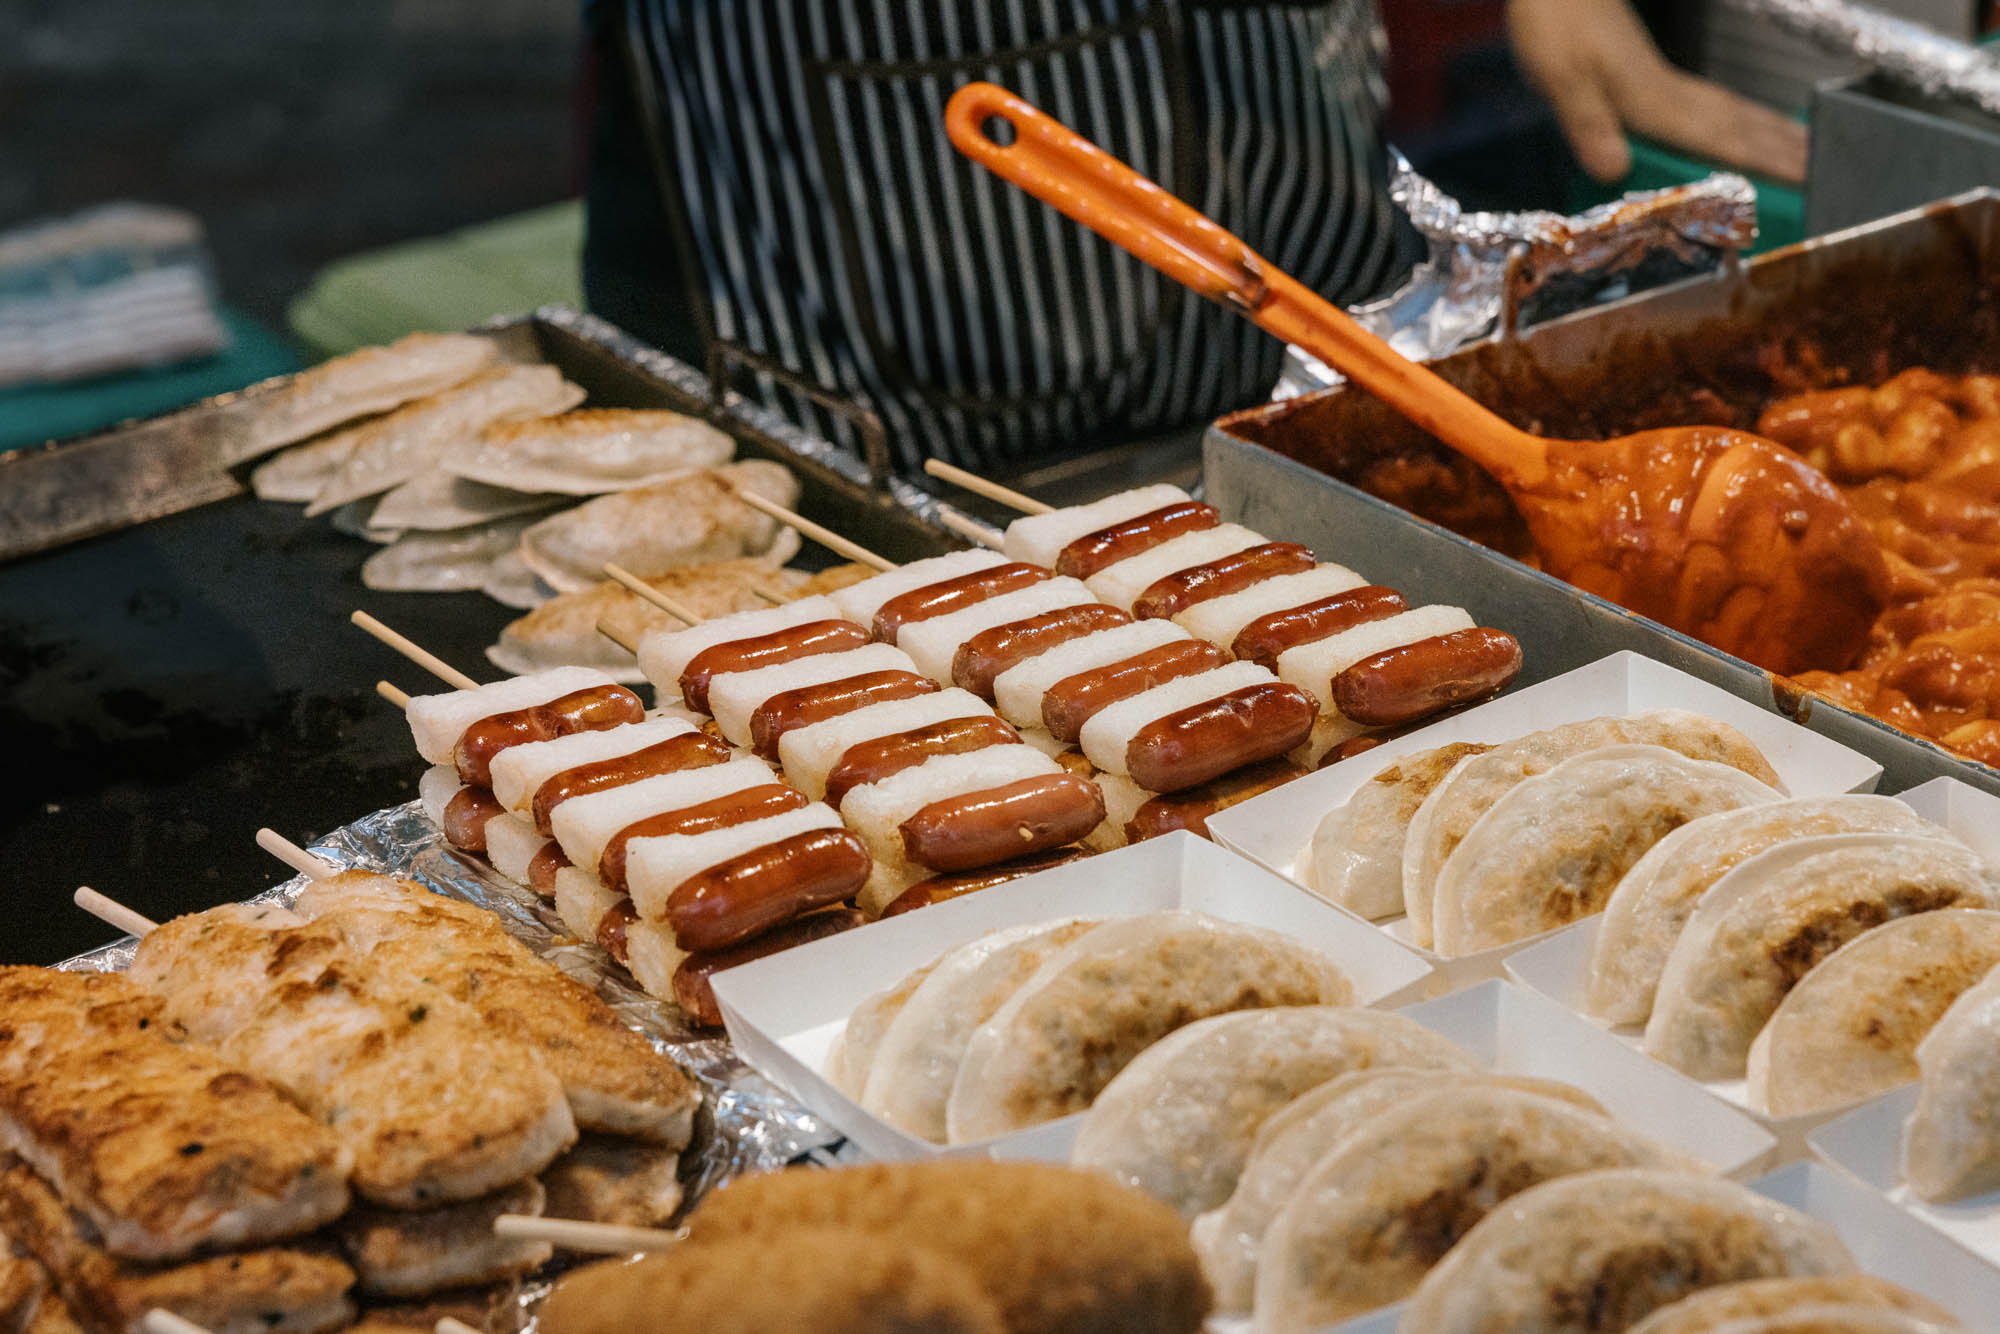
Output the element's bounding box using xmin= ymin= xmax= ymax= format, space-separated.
xmin=1812 ymin=1085 xmax=2000 ymax=1275
xmin=1205 ymin=651 xmax=1883 ymax=991
xmin=709 ymin=831 xmax=1438 ymax=1162
xmin=1505 ymin=777 xmax=2000 ymax=1161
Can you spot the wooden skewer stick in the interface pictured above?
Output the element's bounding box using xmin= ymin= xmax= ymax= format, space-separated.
xmin=603 ymin=562 xmax=704 ymax=624
xmin=142 ymin=1311 xmax=214 ymax=1334
xmin=596 ymin=619 xmax=639 ymax=655
xmin=75 ymin=887 xmax=158 ymax=938
xmin=750 ymin=580 xmax=792 ymax=605
xmin=351 ymin=611 xmax=481 ymax=691
xmin=922 ymin=458 xmax=1053 ymax=515
xmin=377 ymin=680 xmax=412 ymax=709
xmin=434 ymin=1319 xmax=483 ymax=1334
xmin=728 ymin=488 xmax=897 ymax=572
xmin=492 ymin=1212 xmax=681 ymax=1255
xmin=256 ymin=828 xmax=335 ymax=881
xmin=936 ymin=508 xmax=1003 ymax=550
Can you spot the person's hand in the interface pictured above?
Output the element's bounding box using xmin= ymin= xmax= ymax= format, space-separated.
xmin=1507 ymin=0 xmax=1808 ymax=185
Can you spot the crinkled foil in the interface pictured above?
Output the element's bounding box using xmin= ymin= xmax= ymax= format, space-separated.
xmin=1724 ymin=0 xmax=2000 ymax=118
xmin=59 ymin=800 xmax=848 ymax=1217
xmin=1277 ymin=156 xmax=1757 ymax=396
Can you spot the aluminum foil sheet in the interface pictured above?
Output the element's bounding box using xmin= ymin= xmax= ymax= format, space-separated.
xmin=59 ymin=799 xmax=848 ymax=1216
xmin=1276 ymin=156 xmax=1758 ymax=397
xmin=1724 ymin=0 xmax=2000 ymax=118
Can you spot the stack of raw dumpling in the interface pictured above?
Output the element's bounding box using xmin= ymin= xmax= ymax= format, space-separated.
xmin=236 ymin=331 xmax=802 ymax=609
xmin=1572 ymin=795 xmax=2000 ymax=1119
xmin=1306 ymin=710 xmax=1785 ymax=954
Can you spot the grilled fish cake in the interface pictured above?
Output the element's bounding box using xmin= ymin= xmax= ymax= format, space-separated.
xmin=0 ymin=967 xmax=349 ymax=1261
xmin=293 ymin=873 xmax=698 ymax=1147
xmin=539 ymin=1136 xmax=684 ymax=1229
xmin=333 ymin=1178 xmax=551 ymax=1298
xmin=0 ymin=1157 xmax=355 ymax=1334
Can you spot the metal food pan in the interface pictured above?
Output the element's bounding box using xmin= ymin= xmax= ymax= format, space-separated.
xmin=1203 ymin=189 xmax=2000 ymax=796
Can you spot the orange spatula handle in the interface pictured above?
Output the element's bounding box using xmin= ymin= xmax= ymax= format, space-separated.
xmin=944 ymin=81 xmax=1548 ymax=486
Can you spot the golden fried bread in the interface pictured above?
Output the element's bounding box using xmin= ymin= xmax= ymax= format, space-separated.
xmin=334 ymin=1178 xmax=550 ymax=1299
xmin=0 ymin=1157 xmax=355 ymax=1334
xmin=0 ymin=967 xmax=349 ymax=1261
xmin=539 ymin=1137 xmax=683 ymax=1229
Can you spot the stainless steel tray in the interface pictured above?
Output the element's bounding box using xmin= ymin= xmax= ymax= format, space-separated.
xmin=1204 ymin=189 xmax=2000 ymax=797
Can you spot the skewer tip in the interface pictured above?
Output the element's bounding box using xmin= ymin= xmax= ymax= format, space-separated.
xmin=74 ymin=886 xmax=159 ymax=938
xmin=255 ymin=829 xmax=336 ymax=881
xmin=492 ymin=1212 xmax=682 ymax=1254
xmin=141 ymin=1311 xmax=212 ymax=1334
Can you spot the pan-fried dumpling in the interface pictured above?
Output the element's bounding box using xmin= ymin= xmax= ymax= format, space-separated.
xmin=304 ymin=365 xmax=585 ymax=516
xmin=1306 ymin=741 xmax=1492 ymax=920
xmin=1395 ymin=1169 xmax=1855 ymax=1334
xmin=360 ymin=516 xmax=543 ymax=593
xmin=1627 ymin=1276 xmax=1961 ymax=1334
xmin=367 ymin=467 xmax=565 ymax=532
xmin=1586 ymin=797 xmax=1946 ymax=1026
xmin=1256 ymin=1085 xmax=1690 ymax=1328
xmin=859 ymin=920 xmax=1102 ymax=1142
xmin=825 ymin=957 xmax=942 ymax=1100
xmin=1746 ymin=909 xmax=2000 ymax=1117
xmin=517 ymin=461 xmax=802 ymax=594
xmin=1070 ymin=1009 xmax=1469 ymax=1219
xmin=1194 ymin=1069 xmax=1606 ymax=1313
xmin=441 ymin=407 xmax=734 ymax=495
xmin=1431 ymin=745 xmax=1779 ymax=955
xmin=1683 ymin=1313 xmax=1960 ymax=1334
xmin=1645 ymin=835 xmax=2000 ymax=1080
xmin=1401 ymin=711 xmax=1781 ymax=948
xmin=1902 ymin=959 xmax=2000 ymax=1202
xmin=943 ymin=914 xmax=1354 ymax=1144
xmin=250 ymin=427 xmax=363 ymax=501
xmin=239 ymin=330 xmax=499 ymax=461
xmin=482 ymin=547 xmax=558 ymax=609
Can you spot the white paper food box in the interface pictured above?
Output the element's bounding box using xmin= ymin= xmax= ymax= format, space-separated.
xmin=1505 ymin=777 xmax=2000 ymax=1161
xmin=709 ymin=831 xmax=1437 ymax=1162
xmin=1322 ymin=1160 xmax=2000 ymax=1334
xmin=1812 ymin=1085 xmax=2000 ymax=1274
xmin=1205 ymin=650 xmax=1883 ymax=991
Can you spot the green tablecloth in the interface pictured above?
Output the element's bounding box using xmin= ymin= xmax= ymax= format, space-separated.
xmin=0 ymin=308 xmax=300 ymax=454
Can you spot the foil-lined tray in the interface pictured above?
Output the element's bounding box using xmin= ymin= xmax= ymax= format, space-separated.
xmin=58 ymin=799 xmax=852 ymax=1217
xmin=1725 ymin=0 xmax=2000 ymax=119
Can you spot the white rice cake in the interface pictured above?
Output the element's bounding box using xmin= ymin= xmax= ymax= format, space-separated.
xmin=894 ymin=578 xmax=1096 ymax=682
xmin=1079 ymin=659 xmax=1276 ymax=776
xmin=633 ymin=595 xmax=840 ymax=697
xmin=840 ymin=744 xmax=1062 ymax=869
xmin=1001 ymin=483 xmax=1193 ymax=568
xmin=830 ymin=549 xmax=1011 ymax=630
xmin=707 ymin=642 xmax=920 ymax=746
xmin=1173 ymin=562 xmax=1367 ymax=649
xmin=777 ymin=689 xmax=999 ymax=800
xmin=625 ymin=804 xmax=846 ymax=921
xmin=418 ymin=764 xmax=464 ymax=825
xmin=484 ymin=812 xmax=551 ymax=885
xmin=406 ymin=665 xmax=615 ymax=764
xmin=624 ymin=918 xmax=687 ymax=1000
xmin=1273 ymin=604 xmax=1474 ymax=710
xmin=554 ymin=865 xmax=623 ymax=943
xmin=488 ymin=717 xmax=696 ymax=812
xmin=991 ymin=619 xmax=1191 ymax=728
xmin=1084 ymin=524 xmax=1266 ymax=612
xmin=550 ymin=756 xmax=781 ymax=874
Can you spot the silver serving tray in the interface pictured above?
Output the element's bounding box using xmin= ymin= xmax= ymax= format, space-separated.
xmin=1205 ymin=189 xmax=2000 ymax=796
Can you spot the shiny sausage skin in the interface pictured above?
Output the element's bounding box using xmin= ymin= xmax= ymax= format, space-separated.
xmin=599 ymin=785 xmax=811 ymax=894
xmin=530 ymin=730 xmax=733 ymax=834
xmin=1040 ymin=640 xmax=1232 ymax=742
xmin=1124 ymin=757 xmax=1304 ymax=842
xmin=671 ymin=908 xmax=864 ymax=1027
xmin=1332 ymin=627 xmax=1523 ymax=726
xmin=748 ymin=670 xmax=939 ymax=759
xmin=442 ymin=786 xmax=504 ymax=853
xmin=899 ymin=773 xmax=1105 ymax=872
xmin=1126 ymin=682 xmax=1319 ymax=792
xmin=871 ymin=562 xmax=1051 ymax=642
xmin=679 ymin=620 xmax=871 ymax=713
xmin=526 ymin=842 xmax=571 ymax=897
xmin=454 ymin=683 xmax=647 ymax=788
xmin=596 ymin=900 xmax=637 ymax=967
xmin=1231 ymin=586 xmax=1409 ymax=669
xmin=1055 ymin=501 xmax=1220 ymax=579
xmin=951 ymin=602 xmax=1132 ymax=698
xmin=879 ymin=849 xmax=1088 ymax=918
xmin=664 ymin=827 xmax=872 ymax=951
xmin=1131 ymin=543 xmax=1318 ymax=620
xmin=822 ymin=715 xmax=1023 ymax=809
